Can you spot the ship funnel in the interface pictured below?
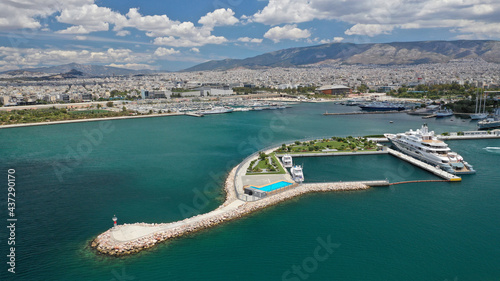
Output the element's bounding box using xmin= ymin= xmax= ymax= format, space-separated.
xmin=421 ymin=124 xmax=428 ymax=133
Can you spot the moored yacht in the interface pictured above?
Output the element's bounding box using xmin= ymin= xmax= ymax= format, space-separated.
xmin=290 ymin=165 xmax=304 ymax=182
xmin=282 ymin=155 xmax=293 ymax=168
xmin=384 ymin=124 xmax=475 ymax=174
xmin=478 ymin=109 xmax=500 ymax=130
xmin=435 ymin=108 xmax=453 ymax=117
xmin=471 ymin=92 xmax=488 ymax=120
xmin=198 ymin=107 xmax=233 ymax=115
xmin=359 ymin=101 xmax=406 ymax=111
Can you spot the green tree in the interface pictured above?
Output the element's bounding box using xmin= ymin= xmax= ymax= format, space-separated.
xmin=107 ymin=101 xmax=114 ymax=107
xmin=259 ymin=152 xmax=266 ymax=160
xmin=357 ymin=84 xmax=368 ymax=93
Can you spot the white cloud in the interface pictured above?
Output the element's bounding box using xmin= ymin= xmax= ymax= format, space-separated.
xmin=121 ymin=8 xmax=229 ymax=47
xmin=250 ymin=0 xmax=320 ymax=25
xmin=0 ymin=46 xmax=151 ymax=70
xmin=153 ymin=35 xmax=227 ymax=47
xmin=107 ymin=63 xmax=157 ymax=70
xmin=237 ymin=37 xmax=263 ymax=43
xmin=0 ymin=0 xmax=93 ymax=30
xmin=116 ymin=30 xmax=131 ymax=37
xmin=198 ymin=8 xmax=238 ymax=28
xmin=0 ymin=1 xmax=233 ymax=47
xmin=250 ymin=0 xmax=500 ymax=38
xmin=345 ymin=24 xmax=395 ymax=37
xmin=56 ymin=4 xmax=125 ymax=34
xmin=263 ymin=24 xmax=311 ymax=42
xmin=317 ymin=37 xmax=344 ymax=44
xmin=453 ymin=21 xmax=500 ymax=39
xmin=190 ymin=48 xmax=200 ymax=53
xmin=154 ymin=47 xmax=180 ymax=57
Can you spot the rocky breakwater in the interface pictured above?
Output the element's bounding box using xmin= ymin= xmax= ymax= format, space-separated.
xmin=91 ymin=167 xmax=369 ymax=256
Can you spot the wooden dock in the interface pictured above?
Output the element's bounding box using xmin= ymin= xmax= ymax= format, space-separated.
xmin=387 ymin=148 xmax=461 ymax=181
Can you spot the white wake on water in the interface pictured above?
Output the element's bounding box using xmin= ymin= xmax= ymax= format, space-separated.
xmin=484 ymin=147 xmax=500 ymax=154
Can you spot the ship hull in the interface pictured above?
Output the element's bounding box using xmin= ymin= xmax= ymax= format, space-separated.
xmin=470 ymin=113 xmax=488 ymax=120
xmin=478 ymin=120 xmax=500 ymax=130
xmin=385 ymin=135 xmax=475 ymax=174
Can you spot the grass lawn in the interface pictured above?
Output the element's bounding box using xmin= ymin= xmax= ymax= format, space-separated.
xmin=69 ymin=109 xmax=110 ymax=115
xmin=246 ymin=153 xmax=286 ymax=175
xmin=284 ymin=148 xmax=378 ymax=155
xmin=276 ymin=137 xmax=377 ymax=154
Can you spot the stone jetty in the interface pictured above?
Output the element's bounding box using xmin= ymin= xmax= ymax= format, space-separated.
xmin=91 ymin=167 xmax=369 ymax=257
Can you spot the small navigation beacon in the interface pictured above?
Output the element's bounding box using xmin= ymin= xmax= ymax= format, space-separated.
xmin=112 ymin=215 xmax=117 ymax=228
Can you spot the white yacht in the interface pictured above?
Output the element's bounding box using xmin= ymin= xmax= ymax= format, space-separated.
xmin=198 ymin=107 xmax=233 ymax=115
xmin=290 ymin=165 xmax=304 ymax=183
xmin=282 ymin=155 xmax=293 ymax=168
xmin=471 ymin=92 xmax=488 ymax=120
xmin=435 ymin=108 xmax=453 ymax=117
xmin=478 ymin=108 xmax=500 ymax=130
xmin=384 ymin=124 xmax=475 ymax=174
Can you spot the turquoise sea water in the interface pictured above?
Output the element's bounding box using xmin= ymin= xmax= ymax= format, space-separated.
xmin=1 ymin=103 xmax=500 ymax=281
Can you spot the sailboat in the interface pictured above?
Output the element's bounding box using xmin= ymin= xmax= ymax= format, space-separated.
xmin=471 ymin=91 xmax=488 ymax=120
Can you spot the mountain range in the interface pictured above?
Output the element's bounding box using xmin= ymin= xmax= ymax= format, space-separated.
xmin=1 ymin=63 xmax=154 ymax=77
xmin=184 ymin=40 xmax=500 ymax=71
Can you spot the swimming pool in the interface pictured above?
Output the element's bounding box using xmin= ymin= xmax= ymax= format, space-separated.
xmin=250 ymin=181 xmax=294 ymax=192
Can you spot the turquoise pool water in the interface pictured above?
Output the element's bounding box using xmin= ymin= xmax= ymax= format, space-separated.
xmin=251 ymin=181 xmax=293 ymax=192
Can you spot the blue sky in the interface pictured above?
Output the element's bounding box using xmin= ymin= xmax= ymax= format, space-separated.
xmin=0 ymin=0 xmax=499 ymax=71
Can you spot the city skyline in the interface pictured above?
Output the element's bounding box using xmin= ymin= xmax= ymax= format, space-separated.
xmin=1 ymin=0 xmax=500 ymax=71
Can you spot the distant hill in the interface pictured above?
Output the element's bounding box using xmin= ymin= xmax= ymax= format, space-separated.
xmin=184 ymin=40 xmax=500 ymax=71
xmin=2 ymin=63 xmax=155 ymax=77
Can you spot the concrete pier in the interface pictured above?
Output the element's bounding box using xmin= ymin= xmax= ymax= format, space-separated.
xmin=387 ymin=148 xmax=461 ymax=181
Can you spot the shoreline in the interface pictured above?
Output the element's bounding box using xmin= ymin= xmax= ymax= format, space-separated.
xmin=0 ymin=112 xmax=185 ymax=129
xmin=90 ymin=166 xmax=369 ymax=257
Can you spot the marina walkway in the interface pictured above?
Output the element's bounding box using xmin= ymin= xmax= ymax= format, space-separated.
xmin=276 ymin=150 xmax=388 ymax=157
xmin=387 ymin=148 xmax=461 ymax=181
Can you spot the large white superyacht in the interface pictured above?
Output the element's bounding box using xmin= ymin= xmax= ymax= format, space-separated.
xmin=384 ymin=124 xmax=475 ymax=174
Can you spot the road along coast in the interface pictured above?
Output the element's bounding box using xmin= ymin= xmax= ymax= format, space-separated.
xmin=90 ymin=166 xmax=369 ymax=257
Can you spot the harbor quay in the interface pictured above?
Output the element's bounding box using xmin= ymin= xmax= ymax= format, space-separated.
xmin=91 ymin=130 xmax=486 ymax=256
xmin=386 ymin=148 xmax=461 ymax=181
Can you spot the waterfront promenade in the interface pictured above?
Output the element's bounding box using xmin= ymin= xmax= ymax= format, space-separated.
xmin=387 ymin=148 xmax=462 ymax=181
xmin=276 ymin=150 xmax=388 ymax=157
xmin=0 ymin=112 xmax=187 ymax=129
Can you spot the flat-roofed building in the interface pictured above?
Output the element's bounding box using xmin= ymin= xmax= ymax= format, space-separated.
xmin=317 ymin=85 xmax=351 ymax=95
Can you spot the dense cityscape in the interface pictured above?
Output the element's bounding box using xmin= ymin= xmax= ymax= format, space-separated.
xmin=1 ymin=58 xmax=500 ymax=106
